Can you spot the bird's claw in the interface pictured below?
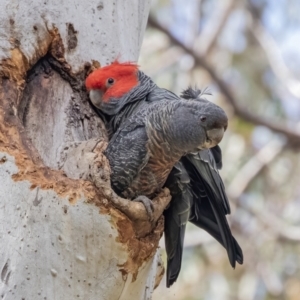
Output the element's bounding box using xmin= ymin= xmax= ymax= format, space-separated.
xmin=133 ymin=195 xmax=154 ymax=222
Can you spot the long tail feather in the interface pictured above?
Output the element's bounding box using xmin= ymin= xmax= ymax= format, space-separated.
xmin=164 ymin=162 xmax=192 ymax=287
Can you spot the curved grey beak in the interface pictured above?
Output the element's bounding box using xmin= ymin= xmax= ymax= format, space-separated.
xmin=206 ymin=127 xmax=225 ymax=147
xmin=89 ymin=89 xmax=104 ymax=108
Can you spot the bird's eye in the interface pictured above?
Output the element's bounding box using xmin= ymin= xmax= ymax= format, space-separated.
xmin=107 ymin=78 xmax=114 ymax=85
xmin=200 ymin=116 xmax=207 ymax=122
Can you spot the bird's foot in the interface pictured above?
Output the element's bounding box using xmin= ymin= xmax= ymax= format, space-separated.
xmin=133 ymin=195 xmax=154 ymax=222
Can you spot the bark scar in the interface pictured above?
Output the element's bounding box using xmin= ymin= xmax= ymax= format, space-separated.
xmin=33 ymin=187 xmax=43 ymax=206
xmin=67 ymin=23 xmax=78 ymax=51
xmin=1 ymin=260 xmax=11 ymax=285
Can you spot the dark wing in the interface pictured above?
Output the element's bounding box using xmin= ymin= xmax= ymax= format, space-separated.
xmin=190 ymin=213 xmax=243 ymax=265
xmin=163 ymin=162 xmax=192 ymax=287
xmin=105 ymin=121 xmax=149 ymax=194
xmin=210 ymin=145 xmax=223 ymax=170
xmin=182 ymin=150 xmax=243 ymax=267
xmin=188 ymin=150 xmax=230 ymax=214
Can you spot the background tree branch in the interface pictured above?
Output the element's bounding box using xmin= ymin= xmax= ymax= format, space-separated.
xmin=196 ymin=0 xmax=236 ymax=56
xmin=248 ymin=4 xmax=300 ymax=99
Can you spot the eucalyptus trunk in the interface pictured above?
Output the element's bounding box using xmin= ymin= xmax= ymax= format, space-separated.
xmin=0 ymin=1 xmax=169 ymax=299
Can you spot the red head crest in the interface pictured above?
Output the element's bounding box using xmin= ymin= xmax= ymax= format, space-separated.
xmin=85 ymin=60 xmax=139 ymax=102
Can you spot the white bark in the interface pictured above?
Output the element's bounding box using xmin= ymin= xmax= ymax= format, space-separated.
xmin=0 ymin=0 xmax=150 ymax=72
xmin=0 ymin=1 xmax=168 ymax=299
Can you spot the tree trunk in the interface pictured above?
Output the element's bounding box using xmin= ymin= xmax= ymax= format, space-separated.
xmin=0 ymin=1 xmax=168 ymax=299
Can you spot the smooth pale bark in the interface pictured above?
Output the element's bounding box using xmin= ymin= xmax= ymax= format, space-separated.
xmin=0 ymin=1 xmax=169 ymax=299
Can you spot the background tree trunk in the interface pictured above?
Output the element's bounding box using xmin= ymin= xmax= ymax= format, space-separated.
xmin=0 ymin=1 xmax=166 ymax=299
